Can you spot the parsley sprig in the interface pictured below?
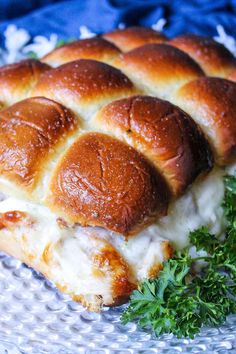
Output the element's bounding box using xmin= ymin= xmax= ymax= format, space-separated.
xmin=122 ymin=174 xmax=236 ymax=338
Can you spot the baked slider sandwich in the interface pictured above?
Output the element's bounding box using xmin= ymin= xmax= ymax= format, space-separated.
xmin=0 ymin=28 xmax=235 ymax=312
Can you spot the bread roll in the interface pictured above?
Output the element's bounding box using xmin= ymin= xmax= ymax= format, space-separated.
xmin=169 ymin=34 xmax=236 ymax=77
xmin=113 ymin=44 xmax=204 ymax=99
xmin=47 ymin=132 xmax=170 ymax=235
xmin=31 ymin=59 xmax=138 ymax=121
xmin=42 ymin=37 xmax=121 ymax=67
xmin=0 ymin=59 xmax=50 ymax=107
xmin=0 ymin=97 xmax=78 ymax=199
xmin=103 ymin=26 xmax=167 ymax=52
xmin=173 ymin=77 xmax=236 ymax=165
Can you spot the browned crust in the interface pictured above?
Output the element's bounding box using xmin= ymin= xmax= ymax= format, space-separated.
xmin=114 ymin=44 xmax=204 ymax=97
xmin=42 ymin=37 xmax=121 ymax=66
xmin=52 ymin=234 xmax=136 ymax=308
xmin=31 ymin=59 xmax=137 ymax=117
xmin=0 ymin=59 xmax=50 ymax=106
xmin=47 ymin=132 xmax=170 ymax=235
xmin=174 ymin=77 xmax=236 ymax=165
xmin=169 ymin=34 xmax=236 ymax=77
xmin=163 ymin=240 xmax=174 ymax=260
xmin=148 ymin=240 xmax=173 ymax=279
xmin=94 ymin=96 xmax=213 ymax=196
xmin=228 ymin=68 xmax=236 ymax=82
xmin=92 ymin=242 xmax=136 ymax=305
xmin=0 ymin=97 xmax=77 ymax=191
xmin=0 ymin=210 xmax=29 ymax=231
xmin=103 ymin=26 xmax=167 ymax=52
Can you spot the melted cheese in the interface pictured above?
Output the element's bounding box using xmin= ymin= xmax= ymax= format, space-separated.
xmin=152 ymin=167 xmax=226 ymax=249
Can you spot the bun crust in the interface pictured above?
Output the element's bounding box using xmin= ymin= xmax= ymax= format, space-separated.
xmin=169 ymin=34 xmax=236 ymax=77
xmin=114 ymin=44 xmax=204 ymax=98
xmin=47 ymin=132 xmax=170 ymax=235
xmin=174 ymin=77 xmax=236 ymax=165
xmin=42 ymin=38 xmax=121 ymax=67
xmin=32 ymin=59 xmax=137 ymax=120
xmin=0 ymin=97 xmax=77 ymax=192
xmin=103 ymin=26 xmax=167 ymax=52
xmin=93 ymin=96 xmax=213 ymax=195
xmin=0 ymin=59 xmax=50 ymax=106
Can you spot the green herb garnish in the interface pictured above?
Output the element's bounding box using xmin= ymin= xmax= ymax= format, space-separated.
xmin=27 ymin=51 xmax=38 ymax=59
xmin=122 ymin=174 xmax=236 ymax=338
xmin=55 ymin=38 xmax=76 ymax=48
xmin=26 ymin=38 xmax=76 ymax=60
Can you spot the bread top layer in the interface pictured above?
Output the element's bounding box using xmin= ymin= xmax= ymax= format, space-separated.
xmin=0 ymin=27 xmax=235 ymax=238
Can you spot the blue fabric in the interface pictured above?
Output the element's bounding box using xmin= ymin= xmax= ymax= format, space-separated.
xmin=0 ymin=0 xmax=235 ymax=45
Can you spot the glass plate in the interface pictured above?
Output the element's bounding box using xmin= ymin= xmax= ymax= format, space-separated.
xmin=0 ymin=251 xmax=236 ymax=354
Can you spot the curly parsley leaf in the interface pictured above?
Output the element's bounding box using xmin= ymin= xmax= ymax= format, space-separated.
xmin=27 ymin=52 xmax=39 ymax=59
xmin=55 ymin=38 xmax=76 ymax=48
xmin=26 ymin=38 xmax=76 ymax=60
xmin=121 ymin=173 xmax=236 ymax=338
xmin=222 ymin=174 xmax=236 ymax=227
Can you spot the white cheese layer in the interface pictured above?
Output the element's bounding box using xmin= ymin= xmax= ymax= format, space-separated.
xmin=152 ymin=166 xmax=227 ymax=249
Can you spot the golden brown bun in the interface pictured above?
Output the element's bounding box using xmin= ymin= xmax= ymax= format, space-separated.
xmin=47 ymin=132 xmax=170 ymax=235
xmin=103 ymin=26 xmax=167 ymax=52
xmin=0 ymin=59 xmax=50 ymax=106
xmin=169 ymin=34 xmax=236 ymax=77
xmin=228 ymin=68 xmax=236 ymax=82
xmin=0 ymin=97 xmax=77 ymax=193
xmin=113 ymin=44 xmax=204 ymax=99
xmin=173 ymin=77 xmax=236 ymax=165
xmin=90 ymin=241 xmax=136 ymax=306
xmin=42 ymin=37 xmax=121 ymax=67
xmin=31 ymin=59 xmax=138 ymax=121
xmin=93 ymin=96 xmax=213 ymax=196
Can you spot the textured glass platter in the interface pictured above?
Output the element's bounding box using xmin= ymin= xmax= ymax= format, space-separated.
xmin=0 ymin=252 xmax=236 ymax=354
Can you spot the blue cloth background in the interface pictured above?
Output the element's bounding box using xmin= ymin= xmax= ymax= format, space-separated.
xmin=0 ymin=0 xmax=236 ymax=45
